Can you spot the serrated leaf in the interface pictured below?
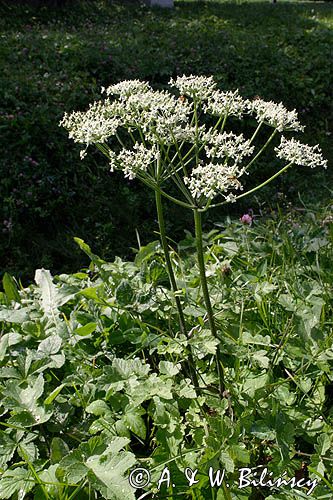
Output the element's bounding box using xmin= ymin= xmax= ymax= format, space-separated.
xmin=251 ymin=421 xmax=276 ymax=441
xmin=159 ymin=361 xmax=180 ymax=377
xmin=315 ymin=433 xmax=331 ymax=456
xmin=134 ymin=240 xmax=160 ymax=266
xmin=220 ymin=450 xmax=234 ymax=473
xmin=122 ymin=411 xmax=146 ymax=440
xmin=0 ymin=468 xmax=34 ymax=499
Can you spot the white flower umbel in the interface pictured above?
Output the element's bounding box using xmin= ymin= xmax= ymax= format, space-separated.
xmin=203 ymin=129 xmax=254 ymax=163
xmin=60 ymin=100 xmax=119 ymax=147
xmin=248 ymin=98 xmax=304 ymax=132
xmin=105 ymin=79 xmax=152 ymax=97
xmin=109 ymin=143 xmax=159 ymax=180
xmin=275 ymin=136 xmax=328 ymax=168
xmin=113 ymin=89 xmax=193 ymax=144
xmin=204 ymin=89 xmax=248 ymax=118
xmin=184 ymin=162 xmax=245 ymax=200
xmin=169 ymin=75 xmax=217 ymax=100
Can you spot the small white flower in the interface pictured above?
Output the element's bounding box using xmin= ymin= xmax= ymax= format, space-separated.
xmin=113 ymin=143 xmax=159 ymax=179
xmin=105 ymin=79 xmax=152 ymax=96
xmin=275 ymin=136 xmax=327 ymax=168
xmin=203 ymin=89 xmax=248 ymax=118
xmin=169 ymin=75 xmax=217 ymax=100
xmin=60 ymin=100 xmax=119 ymax=145
xmin=184 ymin=162 xmax=245 ymax=200
xmin=115 ymin=89 xmax=193 ymax=143
xmin=248 ymin=98 xmax=304 ymax=132
xmin=79 ymin=149 xmax=87 ymax=160
xmin=202 ymin=129 xmax=254 ymax=163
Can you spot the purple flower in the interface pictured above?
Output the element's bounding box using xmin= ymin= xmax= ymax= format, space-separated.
xmin=240 ymin=213 xmax=253 ymax=225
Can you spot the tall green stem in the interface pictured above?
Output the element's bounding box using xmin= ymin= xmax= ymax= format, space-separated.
xmin=155 ymin=190 xmax=200 ymax=391
xmin=193 ymin=209 xmax=225 ymax=395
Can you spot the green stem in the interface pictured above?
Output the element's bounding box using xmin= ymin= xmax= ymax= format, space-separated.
xmin=155 ymin=190 xmax=200 ymax=392
xmin=193 ymin=209 xmax=225 ymax=395
xmin=208 ymin=162 xmax=293 ymax=210
xmin=244 ymin=128 xmax=277 ymax=173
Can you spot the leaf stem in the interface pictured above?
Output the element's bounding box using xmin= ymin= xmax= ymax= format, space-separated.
xmin=193 ymin=209 xmax=225 ymax=395
xmin=155 ymin=189 xmax=200 ymax=392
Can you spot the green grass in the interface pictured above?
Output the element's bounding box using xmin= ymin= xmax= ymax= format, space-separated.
xmin=0 ymin=0 xmax=332 ymax=279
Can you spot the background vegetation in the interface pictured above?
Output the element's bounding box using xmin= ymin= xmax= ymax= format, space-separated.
xmin=0 ymin=0 xmax=332 ymax=280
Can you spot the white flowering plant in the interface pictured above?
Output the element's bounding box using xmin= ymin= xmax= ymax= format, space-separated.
xmin=61 ymin=75 xmax=327 ymax=394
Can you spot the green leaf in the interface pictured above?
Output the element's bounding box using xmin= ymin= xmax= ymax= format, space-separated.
xmin=123 ymin=410 xmax=146 ymax=440
xmin=74 ymin=237 xmax=105 ymax=263
xmin=243 ymin=373 xmax=269 ymax=398
xmin=0 ymin=332 xmax=22 ymax=361
xmin=86 ymin=438 xmax=136 ymax=500
xmin=2 ymin=273 xmax=21 ymax=303
xmin=159 ymin=361 xmax=180 ymax=377
xmin=44 ymin=383 xmax=65 ymax=405
xmin=0 ymin=467 xmax=34 ymax=499
xmin=34 ymin=269 xmax=60 ymax=320
xmin=37 ymin=335 xmax=62 ymax=357
xmin=220 ymin=449 xmax=235 ymax=473
xmin=0 ymin=308 xmax=28 ymax=323
xmin=50 ymin=437 xmax=70 ymax=464
xmin=134 ymin=240 xmax=160 ymax=266
xmin=250 ymin=421 xmax=276 ymax=441
xmin=315 ymin=433 xmax=331 ymax=456
xmin=74 ymin=322 xmax=97 ymax=336
xmin=86 ymin=400 xmax=110 ymax=416
xmin=0 ymin=432 xmax=16 ymax=467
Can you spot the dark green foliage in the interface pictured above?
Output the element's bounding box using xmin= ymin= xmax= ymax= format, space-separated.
xmin=0 ymin=0 xmax=332 ymax=279
xmin=0 ymin=206 xmax=332 ymax=498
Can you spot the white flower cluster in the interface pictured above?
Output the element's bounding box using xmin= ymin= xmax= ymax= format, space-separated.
xmin=169 ymin=74 xmax=216 ymax=100
xmin=60 ymin=100 xmax=119 ymax=146
xmin=111 ymin=89 xmax=193 ymax=144
xmin=104 ymin=79 xmax=152 ymax=97
xmin=203 ymin=129 xmax=254 ymax=163
xmin=248 ymin=98 xmax=304 ymax=132
xmin=184 ymin=162 xmax=245 ymax=200
xmin=203 ymin=89 xmax=248 ymax=118
xmin=109 ymin=143 xmax=159 ymax=180
xmin=275 ymin=136 xmax=328 ymax=168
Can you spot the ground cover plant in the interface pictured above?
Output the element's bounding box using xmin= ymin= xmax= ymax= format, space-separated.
xmin=0 ymin=0 xmax=332 ymax=278
xmin=0 ymin=72 xmax=332 ymax=499
xmin=0 ymin=202 xmax=332 ymax=499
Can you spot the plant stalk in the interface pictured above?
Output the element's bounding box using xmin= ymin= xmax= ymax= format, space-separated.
xmin=193 ymin=209 xmax=225 ymax=395
xmin=155 ymin=190 xmax=200 ymax=391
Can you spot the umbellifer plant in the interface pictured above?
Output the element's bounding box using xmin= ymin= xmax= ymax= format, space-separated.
xmin=60 ymin=75 xmax=327 ymax=395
